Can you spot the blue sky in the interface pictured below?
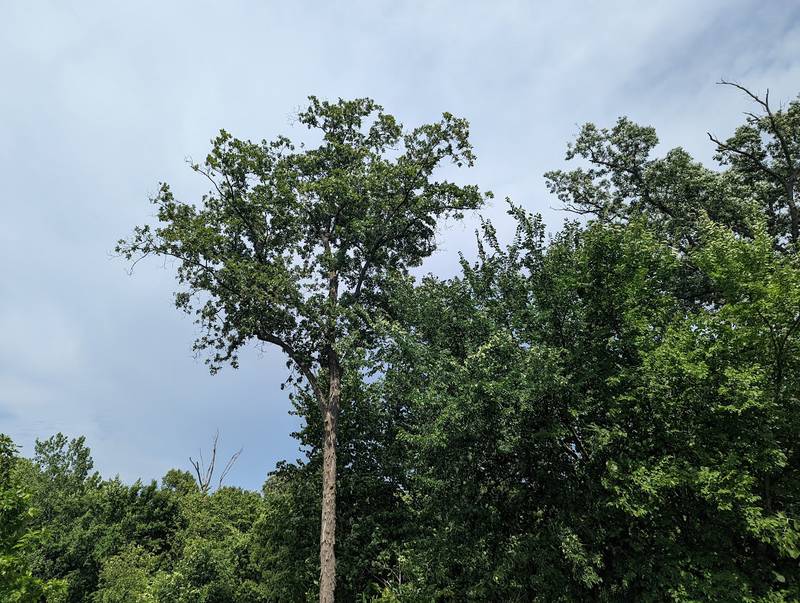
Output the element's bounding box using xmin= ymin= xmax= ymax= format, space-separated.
xmin=1 ymin=1 xmax=798 ymax=490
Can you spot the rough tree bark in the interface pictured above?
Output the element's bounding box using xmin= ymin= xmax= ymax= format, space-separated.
xmin=319 ymin=356 xmax=339 ymax=603
xmin=319 ymin=266 xmax=340 ymax=603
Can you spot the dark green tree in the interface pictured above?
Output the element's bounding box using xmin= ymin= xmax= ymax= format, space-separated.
xmin=369 ymin=85 xmax=800 ymax=600
xmin=0 ymin=434 xmax=65 ymax=602
xmin=117 ymin=96 xmax=487 ymax=600
xmin=374 ymin=207 xmax=799 ymax=600
xmin=544 ymin=81 xmax=800 ymax=255
xmin=708 ymin=81 xmax=800 ymax=250
xmin=24 ymin=434 xmax=184 ymax=602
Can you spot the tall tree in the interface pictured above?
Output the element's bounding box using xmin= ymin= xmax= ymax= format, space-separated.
xmin=117 ymin=96 xmax=486 ymax=600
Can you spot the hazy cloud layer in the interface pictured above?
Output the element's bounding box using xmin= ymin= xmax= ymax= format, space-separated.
xmin=2 ymin=1 xmax=798 ymax=489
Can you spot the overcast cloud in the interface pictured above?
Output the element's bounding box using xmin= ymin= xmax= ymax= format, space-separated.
xmin=1 ymin=1 xmax=799 ymax=490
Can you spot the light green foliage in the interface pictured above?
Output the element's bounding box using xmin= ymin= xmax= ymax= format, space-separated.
xmin=375 ymin=213 xmax=690 ymax=600
xmin=0 ymin=435 xmax=66 ymax=602
xmin=93 ymin=546 xmax=157 ymax=603
xmin=168 ymin=487 xmax=266 ymax=602
xmin=25 ymin=435 xmax=185 ymax=603
xmin=90 ymin=478 xmax=269 ymax=603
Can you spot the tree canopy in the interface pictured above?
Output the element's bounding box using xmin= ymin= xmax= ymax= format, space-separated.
xmin=4 ymin=84 xmax=800 ymax=601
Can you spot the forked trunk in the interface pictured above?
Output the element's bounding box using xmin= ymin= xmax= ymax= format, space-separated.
xmin=319 ymin=358 xmax=340 ymax=602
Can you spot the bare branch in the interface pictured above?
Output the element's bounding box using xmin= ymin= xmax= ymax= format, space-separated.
xmin=218 ymin=448 xmax=243 ymax=489
xmin=257 ymin=330 xmax=325 ymax=406
xmin=718 ymin=80 xmax=798 ymax=180
xmin=707 ymin=132 xmax=784 ymax=183
xmin=189 ymin=430 xmax=243 ymax=493
xmin=189 ymin=455 xmax=205 ymax=492
xmin=718 ymin=79 xmax=770 ymax=110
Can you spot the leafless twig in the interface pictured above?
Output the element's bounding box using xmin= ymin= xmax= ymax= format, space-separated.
xmin=189 ymin=430 xmax=243 ymax=493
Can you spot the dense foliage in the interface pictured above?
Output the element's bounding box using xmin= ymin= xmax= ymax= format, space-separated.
xmin=4 ymin=86 xmax=799 ymax=601
xmin=0 ymin=436 xmax=65 ymax=602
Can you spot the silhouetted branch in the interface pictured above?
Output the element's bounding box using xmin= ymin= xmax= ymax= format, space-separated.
xmin=189 ymin=430 xmax=243 ymax=493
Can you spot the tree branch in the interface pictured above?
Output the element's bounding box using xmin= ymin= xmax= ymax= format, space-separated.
xmin=719 ymin=80 xmax=796 ymax=174
xmin=257 ymin=330 xmax=325 ymax=406
xmin=707 ymin=132 xmax=784 ymax=183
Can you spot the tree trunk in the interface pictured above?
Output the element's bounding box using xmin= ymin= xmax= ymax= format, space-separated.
xmin=319 ymin=356 xmax=340 ymax=603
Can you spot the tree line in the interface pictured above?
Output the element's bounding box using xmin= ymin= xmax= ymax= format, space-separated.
xmin=3 ymin=82 xmax=800 ymax=601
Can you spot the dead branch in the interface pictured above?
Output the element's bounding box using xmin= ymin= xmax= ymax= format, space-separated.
xmin=189 ymin=430 xmax=243 ymax=493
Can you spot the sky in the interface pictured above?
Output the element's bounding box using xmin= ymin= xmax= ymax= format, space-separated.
xmin=1 ymin=1 xmax=799 ymax=490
